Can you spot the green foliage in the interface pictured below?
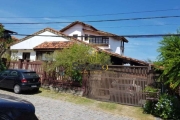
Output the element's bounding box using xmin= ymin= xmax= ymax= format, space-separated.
xmin=53 ymin=43 xmax=111 ymax=68
xmin=71 ymin=70 xmax=82 ymax=83
xmin=0 ymin=59 xmax=6 ymax=72
xmin=144 ymin=86 xmax=159 ymax=93
xmin=44 ymin=43 xmax=111 ymax=82
xmin=0 ymin=25 xmax=13 ymax=71
xmin=155 ymin=29 xmax=180 ymax=89
xmin=143 ymin=94 xmax=180 ymax=119
xmin=0 ymin=25 xmax=4 ymax=37
xmin=154 ymin=94 xmax=180 ymax=119
xmin=143 ymin=100 xmax=157 ymax=114
xmin=0 ymin=25 xmax=13 ymax=58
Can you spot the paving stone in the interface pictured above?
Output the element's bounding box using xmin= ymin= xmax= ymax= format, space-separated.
xmin=0 ymin=89 xmax=134 ymax=120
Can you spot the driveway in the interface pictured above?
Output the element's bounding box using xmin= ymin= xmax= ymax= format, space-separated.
xmin=0 ymin=89 xmax=133 ymax=120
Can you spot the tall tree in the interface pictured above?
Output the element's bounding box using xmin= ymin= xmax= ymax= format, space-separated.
xmin=0 ymin=25 xmax=13 ymax=57
xmin=155 ymin=29 xmax=180 ymax=89
xmin=0 ymin=25 xmax=13 ymax=71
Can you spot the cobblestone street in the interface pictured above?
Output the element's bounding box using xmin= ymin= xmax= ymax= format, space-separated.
xmin=0 ymin=89 xmax=133 ymax=120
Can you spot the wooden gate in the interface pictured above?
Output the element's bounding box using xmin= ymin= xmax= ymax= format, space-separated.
xmin=86 ymin=65 xmax=154 ymax=106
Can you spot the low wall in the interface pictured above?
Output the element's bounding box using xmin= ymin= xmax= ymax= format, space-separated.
xmin=41 ymin=84 xmax=84 ymax=96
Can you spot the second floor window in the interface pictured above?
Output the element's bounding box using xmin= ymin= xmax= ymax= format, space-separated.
xmin=89 ymin=36 xmax=109 ymax=44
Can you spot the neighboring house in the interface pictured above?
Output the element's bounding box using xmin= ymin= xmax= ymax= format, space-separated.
xmin=60 ymin=21 xmax=128 ymax=55
xmin=9 ymin=23 xmax=148 ymax=66
xmin=10 ymin=28 xmax=72 ymax=61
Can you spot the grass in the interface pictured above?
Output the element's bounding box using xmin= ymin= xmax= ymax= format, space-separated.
xmin=37 ymin=88 xmax=154 ymax=120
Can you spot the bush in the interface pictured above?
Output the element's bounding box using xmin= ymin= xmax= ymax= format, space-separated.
xmin=143 ymin=100 xmax=157 ymax=114
xmin=143 ymin=94 xmax=180 ymax=119
xmin=144 ymin=86 xmax=159 ymax=93
xmin=0 ymin=59 xmax=6 ymax=72
xmin=154 ymin=94 xmax=180 ymax=119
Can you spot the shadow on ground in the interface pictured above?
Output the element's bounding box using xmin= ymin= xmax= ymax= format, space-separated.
xmin=0 ymin=87 xmax=42 ymax=95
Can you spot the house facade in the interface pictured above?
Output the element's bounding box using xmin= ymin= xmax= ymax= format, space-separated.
xmin=9 ymin=21 xmax=149 ymax=66
xmin=10 ymin=28 xmax=71 ymax=61
xmin=60 ymin=21 xmax=128 ymax=55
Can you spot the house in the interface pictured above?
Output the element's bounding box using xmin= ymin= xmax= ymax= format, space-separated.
xmin=10 ymin=28 xmax=73 ymax=61
xmin=60 ymin=21 xmax=128 ymax=55
xmin=10 ymin=22 xmax=149 ymax=66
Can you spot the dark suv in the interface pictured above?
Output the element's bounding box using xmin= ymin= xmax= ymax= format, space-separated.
xmin=0 ymin=69 xmax=41 ymax=94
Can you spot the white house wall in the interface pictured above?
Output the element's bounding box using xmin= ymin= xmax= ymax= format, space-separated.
xmin=109 ymin=38 xmax=121 ymax=54
xmin=13 ymin=50 xmax=36 ymax=61
xmin=62 ymin=25 xmax=122 ymax=54
xmin=10 ymin=31 xmax=69 ymax=50
xmin=62 ymin=24 xmax=83 ymax=40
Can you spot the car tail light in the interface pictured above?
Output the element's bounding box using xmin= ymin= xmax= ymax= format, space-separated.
xmin=38 ymin=78 xmax=41 ymax=82
xmin=21 ymin=78 xmax=27 ymax=83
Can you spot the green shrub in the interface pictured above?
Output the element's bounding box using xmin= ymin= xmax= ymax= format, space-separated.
xmin=144 ymin=86 xmax=159 ymax=93
xmin=154 ymin=94 xmax=180 ymax=119
xmin=71 ymin=70 xmax=82 ymax=83
xmin=143 ymin=100 xmax=157 ymax=114
xmin=143 ymin=94 xmax=180 ymax=119
xmin=0 ymin=59 xmax=6 ymax=72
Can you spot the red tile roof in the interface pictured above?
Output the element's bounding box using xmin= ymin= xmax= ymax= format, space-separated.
xmin=11 ymin=36 xmax=19 ymax=41
xmin=59 ymin=21 xmax=128 ymax=43
xmin=34 ymin=41 xmax=74 ymax=49
xmin=60 ymin=21 xmax=98 ymax=32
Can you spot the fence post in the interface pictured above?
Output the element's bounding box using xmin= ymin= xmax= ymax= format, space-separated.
xmin=18 ymin=59 xmax=24 ymax=69
xmin=24 ymin=60 xmax=30 ymax=69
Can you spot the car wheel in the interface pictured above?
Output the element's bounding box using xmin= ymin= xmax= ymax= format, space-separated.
xmin=14 ymin=85 xmax=21 ymax=94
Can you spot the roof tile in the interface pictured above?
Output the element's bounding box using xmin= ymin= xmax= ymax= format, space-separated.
xmin=34 ymin=41 xmax=74 ymax=49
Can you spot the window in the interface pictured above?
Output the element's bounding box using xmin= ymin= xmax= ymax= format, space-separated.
xmin=102 ymin=37 xmax=109 ymax=44
xmin=22 ymin=52 xmax=30 ymax=60
xmin=0 ymin=70 xmax=10 ymax=76
xmin=36 ymin=52 xmax=42 ymax=60
xmin=73 ymin=34 xmax=78 ymax=39
xmin=22 ymin=72 xmax=39 ymax=78
xmin=84 ymin=34 xmax=88 ymax=41
xmin=9 ymin=71 xmax=18 ymax=77
xmin=89 ymin=36 xmax=109 ymax=44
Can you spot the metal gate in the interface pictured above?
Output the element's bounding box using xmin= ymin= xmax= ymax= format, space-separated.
xmin=86 ymin=65 xmax=154 ymax=106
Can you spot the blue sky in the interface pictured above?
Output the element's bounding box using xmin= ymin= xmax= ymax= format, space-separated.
xmin=1 ymin=0 xmax=180 ymax=61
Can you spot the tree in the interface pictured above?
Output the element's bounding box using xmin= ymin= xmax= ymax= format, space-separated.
xmin=0 ymin=25 xmax=13 ymax=71
xmin=0 ymin=25 xmax=13 ymax=58
xmin=155 ymin=29 xmax=180 ymax=89
xmin=44 ymin=43 xmax=111 ymax=82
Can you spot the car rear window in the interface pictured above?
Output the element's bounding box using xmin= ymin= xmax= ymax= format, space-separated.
xmin=22 ymin=72 xmax=39 ymax=78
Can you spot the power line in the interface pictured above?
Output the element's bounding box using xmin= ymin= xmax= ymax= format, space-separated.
xmin=6 ymin=23 xmax=180 ymax=29
xmin=13 ymin=33 xmax=180 ymax=38
xmin=1 ymin=8 xmax=180 ymax=18
xmin=2 ymin=15 xmax=180 ymax=25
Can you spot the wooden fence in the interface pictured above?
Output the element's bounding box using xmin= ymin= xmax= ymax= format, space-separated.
xmin=8 ymin=60 xmax=45 ymax=81
xmin=84 ymin=65 xmax=154 ymax=106
xmin=4 ymin=59 xmax=159 ymax=106
xmin=6 ymin=59 xmax=80 ymax=87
